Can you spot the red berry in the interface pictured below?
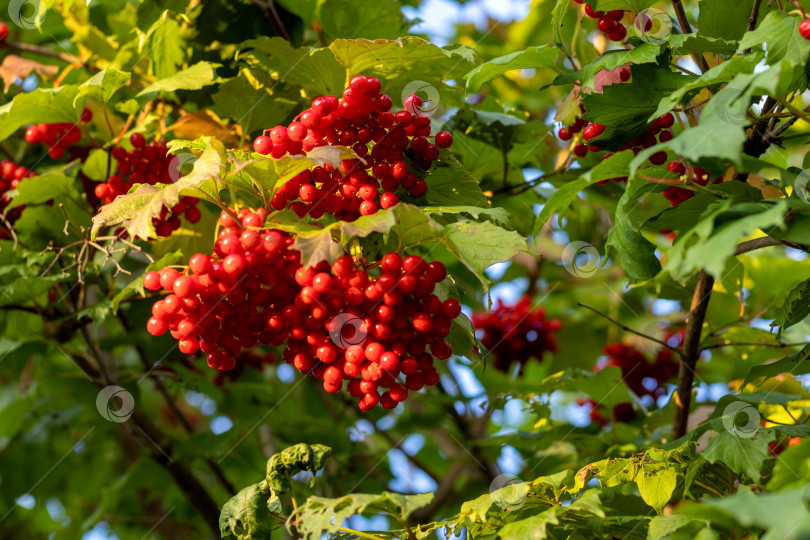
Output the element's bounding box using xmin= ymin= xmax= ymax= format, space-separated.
xmin=435 ymin=131 xmax=452 ymax=148
xmin=130 ymin=133 xmax=146 ymax=148
xmin=143 ymin=271 xmax=162 ymax=291
xmin=800 ymin=19 xmax=810 ymax=40
xmin=147 ymin=317 xmax=167 ymax=336
xmin=254 ymin=135 xmax=273 ymax=155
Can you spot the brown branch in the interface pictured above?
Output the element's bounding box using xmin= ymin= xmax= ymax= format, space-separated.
xmin=65 ymin=326 xmax=222 ymax=535
xmin=734 ymin=236 xmax=781 ymax=255
xmin=747 ymin=0 xmax=763 ymax=32
xmin=117 ymin=313 xmax=236 ymax=495
xmin=673 ymin=269 xmax=714 ymax=439
xmin=577 ymin=303 xmax=678 ymax=351
xmin=3 ymin=41 xmax=80 ymax=64
xmin=671 ymin=1 xmax=710 ymax=72
xmin=251 ymin=0 xmax=291 ymax=42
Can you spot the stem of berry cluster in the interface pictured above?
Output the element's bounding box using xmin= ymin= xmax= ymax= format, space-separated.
xmin=672 ymin=269 xmax=714 ymax=439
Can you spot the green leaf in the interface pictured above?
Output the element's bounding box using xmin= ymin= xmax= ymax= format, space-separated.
xmin=142 ymin=16 xmax=185 ymax=79
xmin=771 ymin=277 xmax=810 ymax=336
xmin=0 ymin=86 xmax=82 ymax=142
xmin=379 ymin=492 xmax=434 ymax=522
xmin=136 ymin=61 xmax=220 ymax=99
xmin=766 ymin=439 xmax=810 ymax=491
xmin=636 ymin=460 xmax=678 ymax=515
xmin=590 ymin=0 xmax=657 ymax=11
xmin=668 ymin=33 xmax=738 ymax=55
xmin=701 ymin=430 xmax=776 ymax=483
xmin=744 ymin=345 xmax=810 ymax=386
xmin=464 ymin=45 xmax=559 ymax=94
xmin=266 ymin=443 xmax=332 ymax=493
xmin=295 ymin=491 xmax=432 ymax=539
xmin=0 ymin=275 xmax=71 ymax=306
xmin=0 ymin=398 xmax=30 ymax=440
xmin=739 ymin=10 xmax=810 ymax=66
xmin=238 ymin=37 xmax=346 ymax=97
xmin=424 ymin=150 xmax=488 ymax=206
xmin=551 ymin=0 xmax=570 ymax=55
xmin=555 ymin=43 xmax=661 ymax=90
xmin=318 ymin=0 xmax=409 ymax=40
xmin=212 ymin=68 xmax=299 ymax=135
xmin=542 ymin=367 xmax=634 ymax=409
xmin=665 ymin=201 xmax=788 ymax=279
xmin=422 ymin=206 xmax=512 ymax=227
xmin=6 ymin=173 xmax=80 ymax=210
xmin=533 ymin=150 xmax=634 ymax=235
xmin=698 ymin=0 xmax=756 ymax=41
xmin=219 ymin=480 xmax=277 ymax=540
xmin=81 ymin=68 xmax=131 ymax=102
xmin=649 ymin=515 xmax=710 ymax=540
xmin=91 ymin=140 xmax=228 ymax=240
xmin=581 ymin=63 xmax=691 ymax=151
xmin=677 ymin=485 xmax=810 ymax=539
xmin=606 ymin=179 xmax=662 ymax=282
xmin=652 ymin=53 xmax=761 ymax=118
xmin=441 ymin=219 xmax=528 ymax=288
xmin=329 ymin=37 xmax=476 ymax=100
xmin=499 ymin=507 xmax=561 ymax=539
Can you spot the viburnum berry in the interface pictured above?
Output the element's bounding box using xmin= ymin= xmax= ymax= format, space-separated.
xmin=143 ymin=210 xmax=461 ymax=410
xmin=0 ymin=160 xmax=35 ymax=239
xmin=472 ymin=296 xmax=561 ymax=374
xmin=584 ymin=330 xmax=683 ymax=425
xmin=800 ymin=19 xmax=810 ymax=40
xmin=92 ymin=137 xmax=201 ymax=237
xmin=0 ymin=23 xmax=8 ymax=42
xmin=435 ymin=131 xmax=453 ymax=148
xmin=253 ymin=75 xmax=451 ymax=220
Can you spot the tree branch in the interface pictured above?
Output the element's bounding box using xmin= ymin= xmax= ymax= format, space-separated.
xmin=670 ymin=1 xmax=709 ymax=72
xmin=673 ymin=269 xmax=714 ymax=439
xmin=734 ymin=236 xmax=781 ymax=256
xmin=744 ymin=0 xmax=763 ymax=53
xmin=117 ymin=313 xmax=236 ymax=495
xmin=251 ymin=0 xmax=291 ymax=42
xmin=65 ymin=330 xmax=222 ymax=535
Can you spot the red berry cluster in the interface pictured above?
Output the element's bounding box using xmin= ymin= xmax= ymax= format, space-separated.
xmin=471 ymin=296 xmax=562 ymax=374
xmin=579 ymin=4 xmax=628 ymax=42
xmin=584 ymin=330 xmax=682 ymax=425
xmin=143 ymin=209 xmax=461 ymax=410
xmin=0 ymin=160 xmax=35 ymax=239
xmin=559 ymin=108 xmax=676 ymax=184
xmin=24 ymin=108 xmax=93 ymax=159
xmin=662 ymin=163 xmax=724 ymax=206
xmin=94 ymin=134 xmax=201 ymax=236
xmin=254 ymin=75 xmax=452 ymax=221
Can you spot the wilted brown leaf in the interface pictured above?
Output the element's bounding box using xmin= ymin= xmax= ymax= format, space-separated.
xmin=0 ymin=55 xmax=59 ymax=92
xmin=167 ymin=110 xmax=244 ymax=149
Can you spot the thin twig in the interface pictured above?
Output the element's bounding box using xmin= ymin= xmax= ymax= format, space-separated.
xmin=577 ymin=303 xmax=679 ymax=351
xmin=702 ymin=341 xmax=805 ymax=350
